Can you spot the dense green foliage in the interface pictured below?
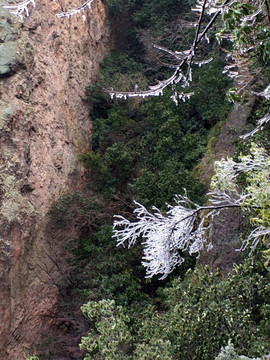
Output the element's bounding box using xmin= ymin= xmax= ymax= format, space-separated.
xmin=105 ymin=0 xmax=189 ymax=28
xmin=139 ymin=259 xmax=270 ymax=359
xmin=83 ymin=51 xmax=231 ymax=207
xmin=80 ymin=257 xmax=270 ymax=359
xmin=76 ymin=1 xmax=270 ymax=360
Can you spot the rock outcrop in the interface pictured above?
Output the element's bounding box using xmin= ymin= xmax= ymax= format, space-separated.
xmin=0 ymin=1 xmax=110 ymax=358
xmin=199 ymin=97 xmax=255 ymax=272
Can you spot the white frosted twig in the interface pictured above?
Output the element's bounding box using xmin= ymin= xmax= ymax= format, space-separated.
xmin=252 ymin=84 xmax=270 ymax=100
xmin=105 ymin=0 xmax=222 ymax=104
xmin=208 ymin=190 xmax=247 ymax=207
xmin=211 ymin=145 xmax=270 ymax=254
xmin=114 ymin=145 xmax=270 ymax=279
xmin=193 ymin=57 xmax=213 ymax=67
xmin=113 ymin=197 xmax=207 ymax=279
xmin=56 ymin=0 xmax=94 ymax=20
xmin=113 ymin=195 xmax=242 ymax=279
xmin=240 ymin=113 xmax=270 ymax=139
xmin=104 ymin=67 xmax=194 ymax=104
xmin=152 ymin=44 xmax=187 ymax=61
xmin=2 ymin=0 xmax=35 ymax=19
xmin=239 ymin=226 xmax=270 ymax=252
xmin=107 ymin=67 xmax=180 ymax=100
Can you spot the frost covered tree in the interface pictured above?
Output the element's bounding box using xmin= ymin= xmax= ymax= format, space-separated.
xmin=113 ymin=144 xmax=270 ymax=279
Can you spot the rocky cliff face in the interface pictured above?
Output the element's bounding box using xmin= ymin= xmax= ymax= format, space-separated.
xmin=0 ymin=1 xmax=110 ymax=358
xmin=199 ymin=98 xmax=255 ymax=272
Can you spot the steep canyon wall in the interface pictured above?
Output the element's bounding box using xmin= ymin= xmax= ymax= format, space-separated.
xmin=0 ymin=1 xmax=110 ymax=358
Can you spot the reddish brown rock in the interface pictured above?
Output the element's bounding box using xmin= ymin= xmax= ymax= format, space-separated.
xmin=0 ymin=1 xmax=110 ymax=358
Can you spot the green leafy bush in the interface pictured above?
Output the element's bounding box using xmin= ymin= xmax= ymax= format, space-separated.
xmin=133 ymin=257 xmax=270 ymax=360
xmin=80 ymin=300 xmax=133 ymax=360
xmin=79 ymin=256 xmax=270 ymax=359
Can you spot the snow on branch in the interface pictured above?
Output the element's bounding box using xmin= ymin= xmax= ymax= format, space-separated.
xmin=103 ymin=66 xmax=195 ymax=105
xmin=253 ymin=84 xmax=270 ymax=101
xmin=242 ymin=85 xmax=270 ymax=137
xmin=211 ymin=144 xmax=270 ymax=252
xmin=240 ymin=112 xmax=270 ymax=139
xmin=2 ymin=0 xmax=35 ymax=19
xmin=241 ymin=226 xmax=270 ymax=253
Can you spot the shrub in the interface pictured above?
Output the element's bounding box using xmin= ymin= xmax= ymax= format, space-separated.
xmin=80 ymin=300 xmax=133 ymax=360
xmin=134 ymin=257 xmax=270 ymax=360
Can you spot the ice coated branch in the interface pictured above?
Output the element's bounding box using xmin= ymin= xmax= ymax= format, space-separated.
xmin=106 ymin=0 xmax=270 ymax=110
xmin=2 ymin=0 xmax=95 ymax=20
xmin=2 ymin=0 xmax=35 ymax=19
xmin=103 ymin=67 xmax=195 ymax=105
xmin=240 ymin=112 xmax=270 ymax=139
xmin=106 ymin=0 xmax=221 ymax=105
xmin=56 ymin=0 xmax=94 ymax=20
xmin=216 ymin=0 xmax=268 ymax=88
xmin=239 ymin=85 xmax=270 ymax=138
xmin=113 ymin=195 xmax=242 ymax=279
xmin=114 ymin=145 xmax=270 ymax=279
xmin=113 ymin=197 xmax=205 ymax=279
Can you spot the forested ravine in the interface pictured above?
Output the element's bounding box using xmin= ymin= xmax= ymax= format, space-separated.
xmin=1 ymin=0 xmax=270 ymax=359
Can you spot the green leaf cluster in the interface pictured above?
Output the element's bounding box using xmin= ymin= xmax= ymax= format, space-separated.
xmin=217 ymin=1 xmax=270 ymax=66
xmin=80 ymin=299 xmax=133 ymax=359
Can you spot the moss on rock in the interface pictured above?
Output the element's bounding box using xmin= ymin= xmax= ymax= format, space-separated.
xmin=0 ymin=175 xmax=36 ymax=223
